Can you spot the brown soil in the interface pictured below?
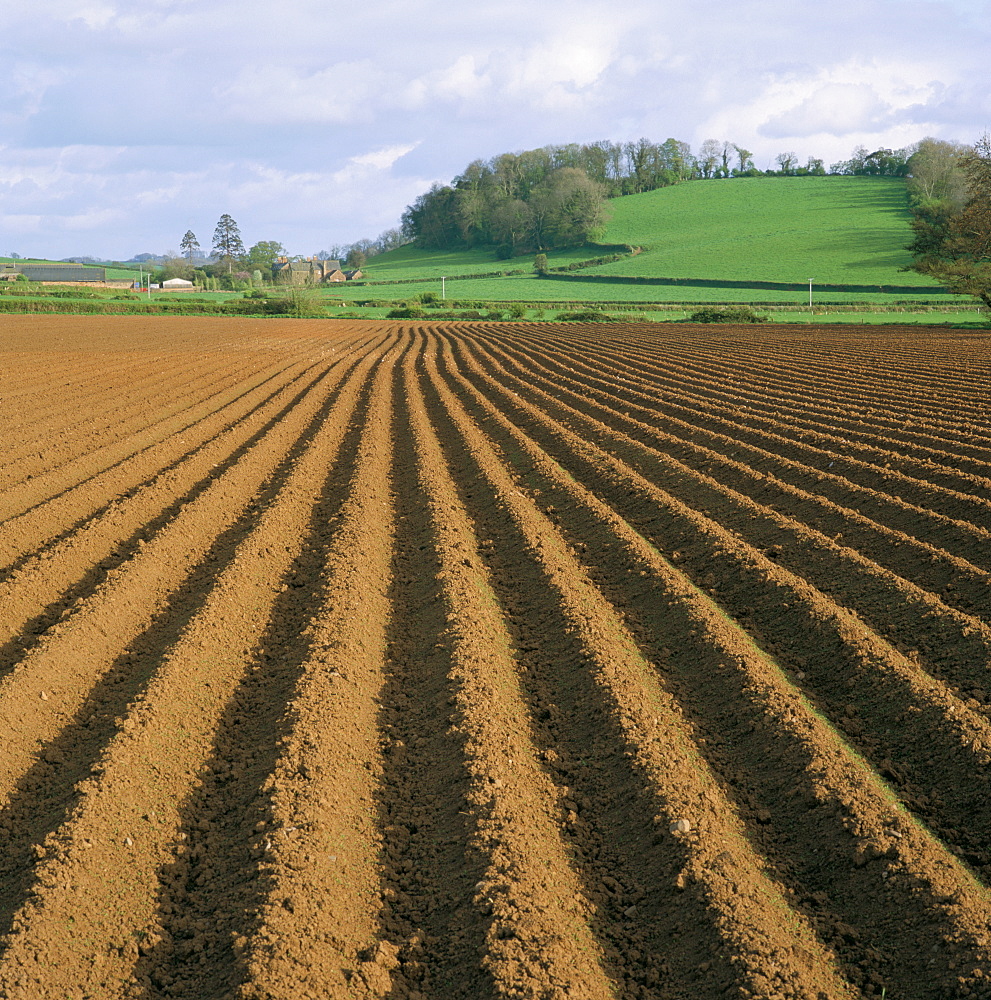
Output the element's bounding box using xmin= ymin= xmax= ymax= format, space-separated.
xmin=1 ymin=315 xmax=990 ymax=999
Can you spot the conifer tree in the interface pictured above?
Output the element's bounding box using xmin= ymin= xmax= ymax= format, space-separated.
xmin=180 ymin=230 xmax=200 ymax=266
xmin=212 ymin=215 xmax=245 ymax=273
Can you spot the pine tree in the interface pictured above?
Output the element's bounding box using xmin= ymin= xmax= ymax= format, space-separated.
xmin=212 ymin=215 xmax=245 ymax=273
xmin=180 ymin=230 xmax=201 ymax=266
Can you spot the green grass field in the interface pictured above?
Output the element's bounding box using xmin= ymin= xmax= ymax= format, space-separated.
xmin=341 ymin=175 xmax=951 ymax=307
xmin=589 ymin=175 xmax=934 ymax=285
xmin=329 ymin=274 xmax=950 ymax=305
xmin=352 ymin=244 xmax=599 ymax=281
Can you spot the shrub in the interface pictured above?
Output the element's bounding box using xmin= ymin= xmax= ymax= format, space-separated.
xmin=688 ymin=306 xmax=767 ymax=323
xmin=272 ymin=284 xmax=323 ymax=318
xmin=386 ymin=306 xmax=425 ymax=319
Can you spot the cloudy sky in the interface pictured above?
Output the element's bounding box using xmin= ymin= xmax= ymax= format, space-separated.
xmin=1 ymin=0 xmax=988 ymax=260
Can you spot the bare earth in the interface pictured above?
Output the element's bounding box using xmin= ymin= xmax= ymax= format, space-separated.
xmin=1 ymin=314 xmax=990 ymax=1000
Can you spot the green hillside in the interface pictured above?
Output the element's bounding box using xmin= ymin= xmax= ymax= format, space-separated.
xmin=589 ymin=175 xmax=932 ymax=286
xmin=351 ymin=244 xmax=600 ymax=282
xmin=339 ymin=175 xmax=947 ymax=304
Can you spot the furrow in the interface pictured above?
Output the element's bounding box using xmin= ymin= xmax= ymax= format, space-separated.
xmin=352 ymin=344 xmax=496 ymax=998
xmin=0 ymin=347 xmax=368 ymax=812
xmin=0 ymin=352 xmax=214 ymax=447
xmin=612 ymin=361 xmax=991 ymax=480
xmin=451 ymin=333 xmax=991 ymax=873
xmin=472 ymin=331 xmax=991 ymax=573
xmin=0 ymin=339 xmax=388 ymax=999
xmin=127 ymin=344 xmax=397 ymax=1000
xmin=0 ymin=355 xmax=271 ymax=503
xmin=0 ymin=341 xmax=383 ymax=674
xmin=549 ymin=328 xmax=991 ymax=434
xmin=481 ymin=331 xmax=991 ymax=530
xmin=0 ymin=355 xmax=261 ymax=491
xmin=466 ymin=334 xmax=991 ymax=618
xmin=504 ymin=328 xmax=991 ymax=472
xmin=0 ymin=351 xmax=341 ymax=574
xmin=400 ymin=334 xmax=618 ymax=998
xmin=448 ymin=337 xmax=991 ymax=700
xmin=428 ymin=331 xmax=991 ymax=999
xmin=222 ymin=338 xmax=409 ymax=999
xmin=420 ymin=334 xmax=858 ymax=1000
xmin=539 ymin=326 xmax=991 ymax=422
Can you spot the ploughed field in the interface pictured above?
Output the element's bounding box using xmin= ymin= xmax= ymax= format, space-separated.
xmin=1 ymin=316 xmax=991 ymax=1000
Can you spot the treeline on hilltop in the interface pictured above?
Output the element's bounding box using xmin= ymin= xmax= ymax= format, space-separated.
xmin=400 ymin=138 xmax=917 ymax=256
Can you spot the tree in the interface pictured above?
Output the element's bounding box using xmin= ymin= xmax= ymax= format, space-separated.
xmin=157 ymin=250 xmax=193 ymax=282
xmin=489 ymin=198 xmax=533 ymax=253
xmin=180 ymin=230 xmax=200 ymax=266
xmin=533 ymin=253 xmax=548 ymax=275
xmin=910 ymin=134 xmax=991 ymax=310
xmin=720 ymin=141 xmax=734 ymax=177
xmin=212 ymin=214 xmax=245 ymax=273
xmin=345 ymin=247 xmax=367 ymax=269
xmin=528 ymin=168 xmax=608 ymax=248
xmin=698 ymin=139 xmax=721 ymax=179
xmin=733 ymin=145 xmax=754 ymax=172
xmin=775 ymin=151 xmax=798 ymax=175
xmin=244 ymin=240 xmax=285 ymax=279
xmin=907 ymin=138 xmax=968 ymax=208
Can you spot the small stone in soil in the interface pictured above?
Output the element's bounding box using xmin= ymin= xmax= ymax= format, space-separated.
xmin=670 ymin=819 xmax=691 ymax=835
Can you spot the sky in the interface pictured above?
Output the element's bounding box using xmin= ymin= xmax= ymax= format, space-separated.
xmin=1 ymin=0 xmax=988 ymax=261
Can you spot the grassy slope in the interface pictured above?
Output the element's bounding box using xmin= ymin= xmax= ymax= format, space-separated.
xmin=337 ymin=176 xmax=947 ymax=303
xmin=354 ymin=244 xmax=597 ymax=281
xmin=590 ymin=175 xmax=934 ymax=286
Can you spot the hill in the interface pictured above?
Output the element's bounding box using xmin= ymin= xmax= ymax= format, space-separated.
xmin=341 ymin=176 xmax=947 ymax=304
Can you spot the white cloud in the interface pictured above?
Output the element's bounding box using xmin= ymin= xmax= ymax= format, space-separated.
xmin=695 ymin=52 xmax=979 ymax=165
xmin=0 ymin=0 xmax=988 ymax=257
xmin=755 ymin=63 xmax=949 ymax=138
xmin=348 ymin=144 xmax=419 ymax=171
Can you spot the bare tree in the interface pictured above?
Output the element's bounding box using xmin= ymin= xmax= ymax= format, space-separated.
xmin=775 ymin=151 xmax=798 ymax=174
xmin=907 ymin=138 xmax=969 ymax=207
xmin=698 ymin=139 xmax=722 ymax=179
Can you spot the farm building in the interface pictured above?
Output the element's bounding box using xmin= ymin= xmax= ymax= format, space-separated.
xmin=0 ymin=262 xmax=107 ymax=283
xmin=161 ymin=278 xmax=195 ymax=290
xmin=272 ymin=257 xmax=360 ymax=284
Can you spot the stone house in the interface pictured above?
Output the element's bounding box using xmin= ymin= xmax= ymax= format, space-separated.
xmin=272 ymin=257 xmax=350 ymax=284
